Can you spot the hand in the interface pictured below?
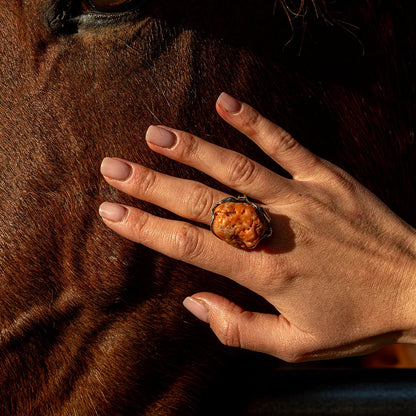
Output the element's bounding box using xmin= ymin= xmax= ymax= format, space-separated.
xmin=99 ymin=93 xmax=416 ymax=362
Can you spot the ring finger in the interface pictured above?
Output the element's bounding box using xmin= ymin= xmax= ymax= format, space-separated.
xmin=100 ymin=157 xmax=229 ymax=225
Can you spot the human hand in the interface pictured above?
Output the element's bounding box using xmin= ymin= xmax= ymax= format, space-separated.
xmin=99 ymin=93 xmax=416 ymax=362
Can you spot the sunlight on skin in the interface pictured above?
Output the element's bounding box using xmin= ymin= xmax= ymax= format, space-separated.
xmin=99 ymin=93 xmax=416 ymax=363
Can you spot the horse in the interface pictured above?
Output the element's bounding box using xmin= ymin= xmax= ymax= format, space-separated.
xmin=0 ymin=0 xmax=415 ymax=414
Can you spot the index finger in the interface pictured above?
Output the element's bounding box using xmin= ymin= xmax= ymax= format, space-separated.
xmin=216 ymin=93 xmax=324 ymax=181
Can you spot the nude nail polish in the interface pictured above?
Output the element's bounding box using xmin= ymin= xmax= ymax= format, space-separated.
xmin=217 ymin=92 xmax=242 ymax=114
xmin=145 ymin=126 xmax=177 ymax=148
xmin=183 ymin=297 xmax=210 ymax=323
xmin=99 ymin=202 xmax=127 ymax=222
xmin=101 ymin=158 xmax=132 ymax=181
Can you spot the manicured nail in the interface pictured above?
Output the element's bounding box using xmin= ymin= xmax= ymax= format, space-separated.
xmin=100 ymin=158 xmax=132 ymax=181
xmin=183 ymin=297 xmax=209 ymax=323
xmin=99 ymin=202 xmax=127 ymax=222
xmin=217 ymin=92 xmax=242 ymax=114
xmin=145 ymin=126 xmax=177 ymax=148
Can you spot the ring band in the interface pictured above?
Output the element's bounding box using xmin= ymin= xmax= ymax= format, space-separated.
xmin=210 ymin=195 xmax=272 ymax=249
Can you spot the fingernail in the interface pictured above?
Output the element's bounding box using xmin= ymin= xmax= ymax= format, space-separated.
xmin=183 ymin=297 xmax=210 ymax=323
xmin=146 ymin=126 xmax=177 ymax=148
xmin=99 ymin=202 xmax=127 ymax=222
xmin=217 ymin=92 xmax=242 ymax=114
xmin=100 ymin=158 xmax=132 ymax=181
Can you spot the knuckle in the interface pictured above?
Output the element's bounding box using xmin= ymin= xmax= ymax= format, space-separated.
xmin=227 ymin=154 xmax=257 ymax=187
xmin=218 ymin=315 xmax=243 ymax=349
xmin=274 ymin=129 xmax=299 ymax=155
xmin=173 ymin=223 xmax=204 ymax=259
xmin=186 ymin=185 xmax=215 ymax=222
xmin=133 ymin=166 xmax=157 ymax=195
xmin=321 ymin=161 xmax=358 ymax=194
xmin=177 ymin=132 xmax=200 ymax=161
xmin=333 ymin=171 xmax=358 ymax=195
xmin=240 ymin=106 xmax=263 ymax=135
xmin=130 ymin=210 xmax=151 ymax=240
xmin=315 ymin=164 xmax=362 ymax=216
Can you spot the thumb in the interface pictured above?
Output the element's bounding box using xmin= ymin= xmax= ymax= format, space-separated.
xmin=183 ymin=292 xmax=304 ymax=361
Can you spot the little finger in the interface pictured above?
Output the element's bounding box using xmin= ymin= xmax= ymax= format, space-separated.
xmin=98 ymin=202 xmax=261 ymax=290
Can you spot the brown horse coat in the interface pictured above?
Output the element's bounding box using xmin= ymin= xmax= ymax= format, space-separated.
xmin=0 ymin=0 xmax=415 ymax=414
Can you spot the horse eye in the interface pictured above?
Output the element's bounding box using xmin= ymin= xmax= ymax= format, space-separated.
xmin=84 ymin=0 xmax=136 ymax=12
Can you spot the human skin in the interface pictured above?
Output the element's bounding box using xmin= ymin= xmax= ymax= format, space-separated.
xmin=99 ymin=92 xmax=416 ymax=363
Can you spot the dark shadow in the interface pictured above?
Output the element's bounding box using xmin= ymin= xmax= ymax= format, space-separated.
xmin=258 ymin=214 xmax=297 ymax=254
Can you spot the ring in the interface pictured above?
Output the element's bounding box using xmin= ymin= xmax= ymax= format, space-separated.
xmin=210 ymin=195 xmax=272 ymax=249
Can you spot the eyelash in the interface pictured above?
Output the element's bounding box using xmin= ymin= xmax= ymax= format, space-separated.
xmin=47 ymin=0 xmax=149 ymax=34
xmin=80 ymin=0 xmax=147 ymax=14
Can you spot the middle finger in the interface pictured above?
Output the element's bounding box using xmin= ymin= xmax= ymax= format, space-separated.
xmin=145 ymin=125 xmax=295 ymax=204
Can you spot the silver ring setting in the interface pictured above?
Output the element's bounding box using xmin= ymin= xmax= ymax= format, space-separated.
xmin=210 ymin=195 xmax=272 ymax=249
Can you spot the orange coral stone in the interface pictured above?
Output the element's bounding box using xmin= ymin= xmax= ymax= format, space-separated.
xmin=211 ymin=200 xmax=270 ymax=249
